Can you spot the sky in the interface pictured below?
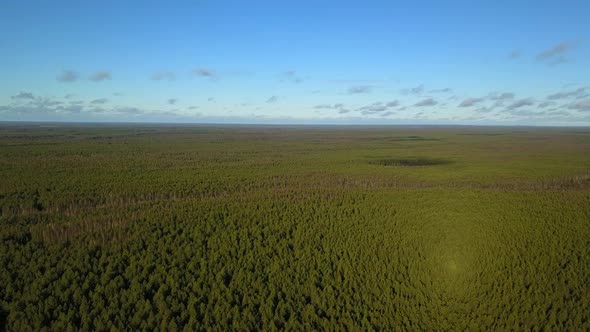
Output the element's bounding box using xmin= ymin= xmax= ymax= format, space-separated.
xmin=1 ymin=1 xmax=590 ymax=126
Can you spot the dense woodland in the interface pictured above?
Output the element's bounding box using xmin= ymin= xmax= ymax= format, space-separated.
xmin=1 ymin=123 xmax=590 ymax=330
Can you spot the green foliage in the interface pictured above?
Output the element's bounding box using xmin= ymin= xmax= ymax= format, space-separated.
xmin=369 ymin=157 xmax=451 ymax=166
xmin=1 ymin=124 xmax=590 ymax=330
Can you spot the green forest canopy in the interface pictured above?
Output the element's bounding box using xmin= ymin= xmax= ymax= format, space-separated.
xmin=1 ymin=124 xmax=589 ymax=330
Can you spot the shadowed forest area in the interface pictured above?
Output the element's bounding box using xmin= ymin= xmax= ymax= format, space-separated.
xmin=1 ymin=123 xmax=590 ymax=330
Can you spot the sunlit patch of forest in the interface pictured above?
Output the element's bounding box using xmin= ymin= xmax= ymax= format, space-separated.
xmin=1 ymin=123 xmax=590 ymax=330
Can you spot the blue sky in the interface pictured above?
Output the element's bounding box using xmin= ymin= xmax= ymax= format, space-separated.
xmin=1 ymin=1 xmax=589 ymax=125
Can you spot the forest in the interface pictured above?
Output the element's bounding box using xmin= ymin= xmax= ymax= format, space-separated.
xmin=1 ymin=123 xmax=590 ymax=330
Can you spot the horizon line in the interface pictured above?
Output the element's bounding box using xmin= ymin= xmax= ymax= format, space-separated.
xmin=1 ymin=120 xmax=589 ymax=129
